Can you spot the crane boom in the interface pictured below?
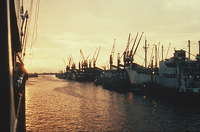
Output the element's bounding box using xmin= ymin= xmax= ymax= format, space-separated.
xmin=92 ymin=48 xmax=98 ymax=61
xmin=120 ymin=36 xmax=134 ymax=59
xmin=165 ymin=43 xmax=171 ymax=59
xmin=86 ymin=53 xmax=90 ymax=60
xmin=132 ymin=32 xmax=144 ymax=58
xmin=126 ymin=33 xmax=131 ymax=53
xmin=111 ymin=39 xmax=116 ymax=59
xmin=68 ymin=54 xmax=72 ymax=66
xmin=63 ymin=58 xmax=66 ymax=66
xmin=70 ymin=54 xmax=74 ymax=63
xmin=130 ymin=32 xmax=139 ymax=56
xmin=123 ymin=33 xmax=131 ymax=56
xmin=80 ymin=49 xmax=85 ymax=61
xmin=95 ymin=46 xmax=101 ymax=61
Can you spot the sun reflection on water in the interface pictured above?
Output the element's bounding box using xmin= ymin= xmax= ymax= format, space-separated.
xmin=26 ymin=75 xmax=200 ymax=131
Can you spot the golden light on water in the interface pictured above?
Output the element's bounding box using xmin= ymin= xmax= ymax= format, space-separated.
xmin=25 ymin=75 xmax=200 ymax=131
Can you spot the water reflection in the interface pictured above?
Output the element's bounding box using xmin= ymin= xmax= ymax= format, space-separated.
xmin=126 ymin=92 xmax=133 ymax=104
xmin=26 ymin=75 xmax=200 ymax=131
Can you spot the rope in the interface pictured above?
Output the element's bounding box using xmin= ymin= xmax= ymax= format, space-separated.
xmin=27 ymin=0 xmax=40 ymax=69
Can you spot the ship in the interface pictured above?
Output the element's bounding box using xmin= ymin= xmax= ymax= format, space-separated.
xmin=95 ymin=69 xmax=130 ymax=92
xmin=0 ymin=0 xmax=37 ymax=131
xmin=59 ymin=47 xmax=103 ymax=82
xmin=126 ymin=40 xmax=200 ymax=96
xmin=71 ymin=67 xmax=102 ymax=82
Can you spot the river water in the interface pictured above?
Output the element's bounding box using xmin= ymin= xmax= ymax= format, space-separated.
xmin=26 ymin=75 xmax=200 ymax=131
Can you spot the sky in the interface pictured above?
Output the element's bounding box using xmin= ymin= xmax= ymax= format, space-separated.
xmin=24 ymin=0 xmax=200 ymax=73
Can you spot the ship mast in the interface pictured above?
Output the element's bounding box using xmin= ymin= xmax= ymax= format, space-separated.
xmin=188 ymin=40 xmax=191 ymax=68
xmin=188 ymin=40 xmax=190 ymax=61
xmin=143 ymin=38 xmax=148 ymax=68
xmin=162 ymin=45 xmax=164 ymax=61
xmin=155 ymin=45 xmax=157 ymax=68
xmin=165 ymin=43 xmax=171 ymax=59
xmin=199 ymin=41 xmax=200 ymax=55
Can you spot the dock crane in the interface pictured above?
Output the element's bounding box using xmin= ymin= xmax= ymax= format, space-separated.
xmin=93 ymin=46 xmax=101 ymax=68
xmin=120 ymin=33 xmax=133 ymax=59
xmin=121 ymin=33 xmax=138 ymax=67
xmin=86 ymin=53 xmax=90 ymax=60
xmin=165 ymin=43 xmax=171 ymax=59
xmin=110 ymin=39 xmax=116 ymax=70
xmin=63 ymin=58 xmax=68 ymax=72
xmin=129 ymin=32 xmax=139 ymax=58
xmin=69 ymin=54 xmax=76 ymax=70
xmin=80 ymin=49 xmax=85 ymax=61
xmin=119 ymin=32 xmax=144 ymax=67
xmin=90 ymin=48 xmax=98 ymax=68
xmin=63 ymin=58 xmax=66 ymax=67
xmin=80 ymin=49 xmax=85 ymax=69
xmin=119 ymin=33 xmax=134 ymax=67
xmin=66 ymin=54 xmax=72 ymax=71
xmin=85 ymin=53 xmax=90 ymax=68
xmin=132 ymin=32 xmax=144 ymax=59
xmin=80 ymin=49 xmax=90 ymax=68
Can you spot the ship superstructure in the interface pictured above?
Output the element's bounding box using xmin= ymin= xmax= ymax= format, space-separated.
xmin=126 ymin=39 xmax=200 ymax=93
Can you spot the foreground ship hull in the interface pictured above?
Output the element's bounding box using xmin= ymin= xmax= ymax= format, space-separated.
xmin=1 ymin=0 xmax=28 ymax=131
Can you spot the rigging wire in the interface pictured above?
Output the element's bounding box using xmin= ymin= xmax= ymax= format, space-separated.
xmin=27 ymin=0 xmax=40 ymax=69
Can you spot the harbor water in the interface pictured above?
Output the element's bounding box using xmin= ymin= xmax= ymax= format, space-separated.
xmin=26 ymin=75 xmax=200 ymax=131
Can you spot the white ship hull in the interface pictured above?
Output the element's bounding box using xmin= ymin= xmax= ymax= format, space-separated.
xmin=126 ymin=50 xmax=200 ymax=93
xmin=126 ymin=68 xmax=151 ymax=86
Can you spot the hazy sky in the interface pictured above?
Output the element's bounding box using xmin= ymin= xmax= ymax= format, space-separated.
xmin=24 ymin=0 xmax=200 ymax=73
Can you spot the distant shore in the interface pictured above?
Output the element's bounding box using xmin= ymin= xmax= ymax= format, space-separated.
xmin=28 ymin=72 xmax=57 ymax=78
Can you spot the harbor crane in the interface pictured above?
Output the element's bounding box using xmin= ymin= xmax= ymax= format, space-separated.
xmin=93 ymin=46 xmax=101 ymax=68
xmin=129 ymin=32 xmax=139 ymax=58
xmin=80 ymin=49 xmax=90 ymax=68
xmin=90 ymin=48 xmax=98 ymax=68
xmin=110 ymin=39 xmax=116 ymax=70
xmin=63 ymin=58 xmax=69 ymax=72
xmin=120 ymin=33 xmax=133 ymax=59
xmin=69 ymin=54 xmax=76 ymax=70
xmin=122 ymin=32 xmax=144 ymax=67
xmin=119 ymin=33 xmax=134 ymax=67
xmin=65 ymin=54 xmax=72 ymax=71
xmin=165 ymin=43 xmax=171 ymax=59
xmin=80 ymin=49 xmax=85 ymax=61
xmin=63 ymin=58 xmax=66 ymax=67
xmin=132 ymin=32 xmax=144 ymax=59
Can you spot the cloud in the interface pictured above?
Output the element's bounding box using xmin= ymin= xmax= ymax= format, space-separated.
xmin=26 ymin=0 xmax=200 ymax=72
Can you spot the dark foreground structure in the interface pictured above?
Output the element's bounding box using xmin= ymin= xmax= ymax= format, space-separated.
xmin=0 ymin=0 xmax=29 ymax=131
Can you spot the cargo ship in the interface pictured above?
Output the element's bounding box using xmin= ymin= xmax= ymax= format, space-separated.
xmin=126 ymin=40 xmax=200 ymax=95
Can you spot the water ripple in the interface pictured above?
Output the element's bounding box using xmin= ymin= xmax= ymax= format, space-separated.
xmin=26 ymin=75 xmax=200 ymax=131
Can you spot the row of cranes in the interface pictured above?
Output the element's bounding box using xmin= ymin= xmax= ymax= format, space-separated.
xmin=79 ymin=46 xmax=101 ymax=69
xmin=63 ymin=32 xmax=144 ymax=72
xmin=63 ymin=46 xmax=101 ymax=72
xmin=110 ymin=32 xmax=175 ymax=70
xmin=108 ymin=32 xmax=172 ymax=70
xmin=63 ymin=32 xmax=170 ymax=72
xmin=109 ymin=32 xmax=144 ymax=70
xmin=63 ymin=54 xmax=76 ymax=71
